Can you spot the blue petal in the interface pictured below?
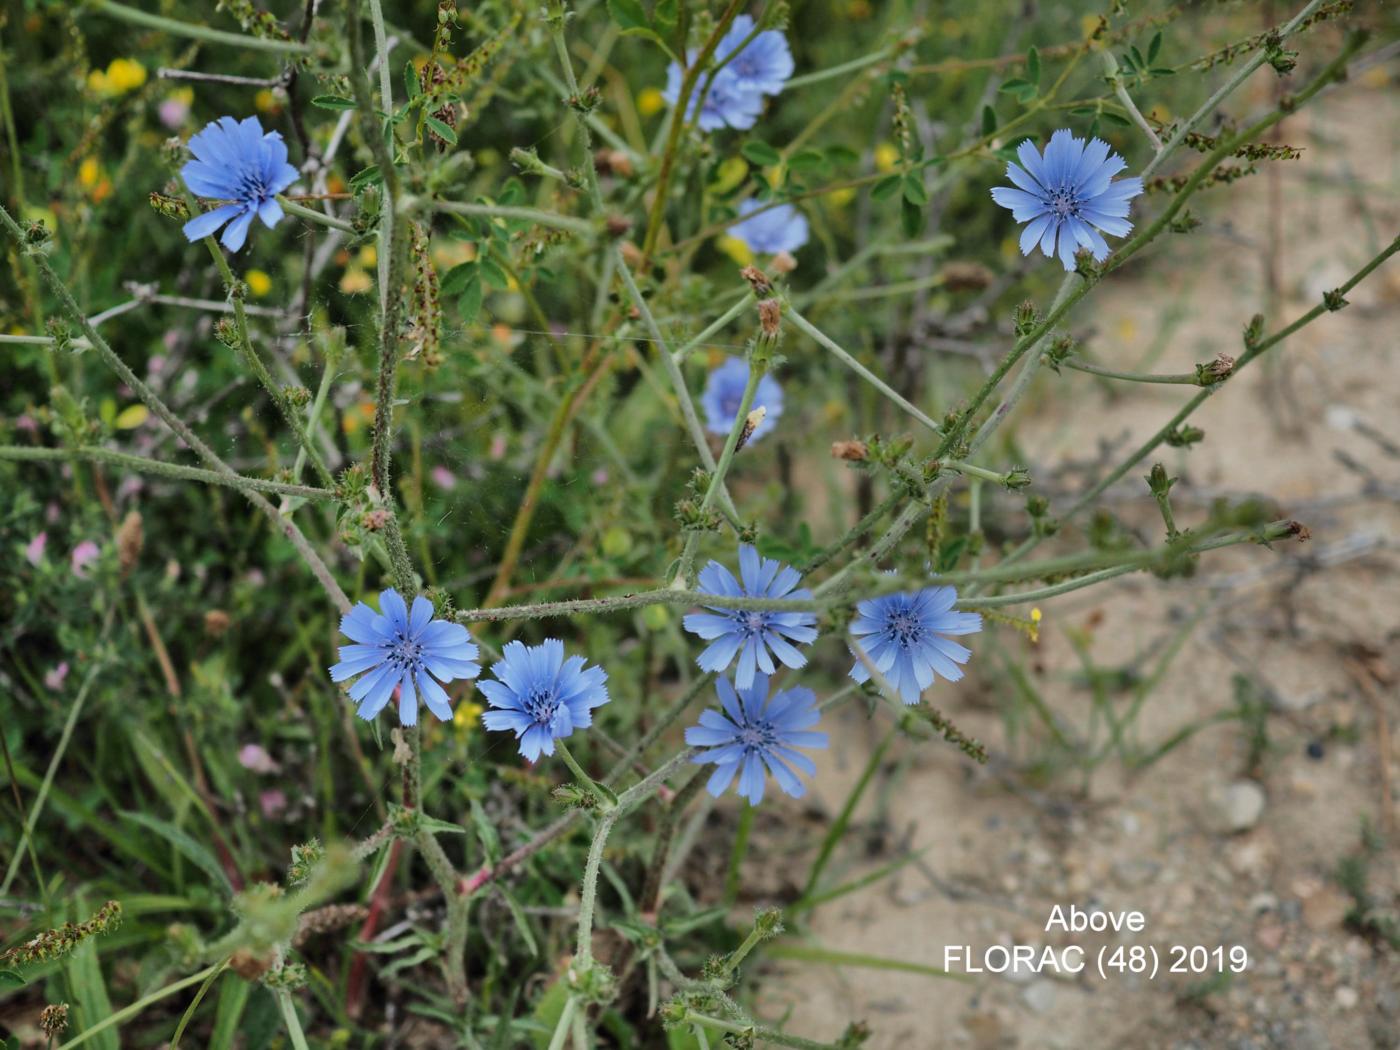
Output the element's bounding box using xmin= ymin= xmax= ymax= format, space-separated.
xmin=182 ymin=202 xmax=244 ymax=243
xmin=219 ymin=207 xmax=257 ymax=252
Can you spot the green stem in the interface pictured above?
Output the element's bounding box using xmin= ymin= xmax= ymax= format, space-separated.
xmin=723 ymin=803 xmax=755 ymax=907
xmin=1059 ymin=359 xmax=1201 ymax=385
xmin=1142 ymin=0 xmax=1328 ymax=179
xmin=547 ymin=997 xmax=578 ymax=1050
xmin=55 ymin=963 xmax=223 ymax=1050
xmin=277 ymin=195 xmax=357 ymax=233
xmin=188 ymin=203 xmax=335 ymax=487
xmin=782 ymin=303 xmax=943 ymax=436
xmin=0 ymin=655 xmax=106 ymax=897
xmin=0 ymin=446 xmax=336 ymax=500
xmin=88 ymin=0 xmax=309 ymax=52
xmin=615 ymin=253 xmax=740 ymax=521
xmin=274 ymin=989 xmax=311 ymax=1050
xmin=574 ymin=811 xmax=617 ymax=966
xmin=676 ymin=357 xmax=762 ymax=584
xmin=671 ymin=293 xmax=753 ymax=364
xmin=433 ymin=200 xmax=594 ymax=235
xmin=958 ymin=521 xmax=1300 ymax=608
xmin=638 ymin=0 xmax=746 ymax=259
xmin=687 ymin=1013 xmax=844 ymax=1050
xmin=555 ymin=740 xmax=615 ymax=811
xmin=1100 ymin=49 xmax=1163 ymax=152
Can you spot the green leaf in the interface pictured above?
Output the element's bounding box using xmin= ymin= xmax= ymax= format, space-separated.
xmin=788 ymin=148 xmax=827 ymax=173
xmin=765 ymin=943 xmax=970 ymax=981
xmin=902 ymin=172 xmax=928 ymax=207
xmin=654 ymin=0 xmax=678 ymax=32
xmin=416 ymin=814 xmax=467 ymax=835
xmin=871 ymin=174 xmax=903 ymax=201
xmin=999 ymin=77 xmax=1032 ymax=95
xmin=607 ymin=0 xmax=649 ymax=31
xmin=310 ymin=94 xmax=357 ymax=110
xmin=403 ymin=60 xmax=421 ymax=101
xmin=470 ymin=800 xmax=501 ymax=863
xmin=1026 ymin=45 xmax=1041 ymax=87
xmin=740 ymin=139 xmax=781 ymax=166
xmin=900 ymin=196 xmax=926 ymax=238
xmin=478 ymin=257 xmax=509 ymax=288
xmin=67 ymin=918 xmax=118 ymax=1050
xmin=441 ymin=261 xmax=478 ymax=297
xmin=119 ymin=810 xmax=234 ymax=896
xmin=457 ymin=277 xmax=483 ymax=323
xmin=497 ymin=886 xmax=539 ymax=957
xmin=424 ymin=115 xmax=458 ymax=145
xmin=209 ymin=975 xmax=251 ymax=1050
xmin=981 ymin=104 xmax=997 ymax=137
xmin=1148 ymin=31 xmax=1163 ymax=64
xmin=1100 ymin=112 xmax=1132 ymax=127
xmin=0 ymin=970 xmax=25 ymax=987
xmin=348 ymin=165 xmax=382 ymax=193
xmin=825 ymin=144 xmax=860 ymax=166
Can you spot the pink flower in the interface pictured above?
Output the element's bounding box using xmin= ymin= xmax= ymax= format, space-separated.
xmin=431 ymin=465 xmax=457 ymax=490
xmin=71 ymin=540 xmax=100 ymax=578
xmin=44 ymin=662 xmax=70 ymax=690
xmin=259 ymin=789 xmax=288 ymax=818
xmin=489 ymin=433 xmax=507 ymax=460
xmin=592 ymin=468 xmax=609 ymax=485
xmin=158 ymin=97 xmax=190 ymax=129
xmin=25 ymin=532 xmax=47 ymax=566
xmin=238 ymin=743 xmax=281 ymax=774
xmin=15 ymin=414 xmax=37 ymax=433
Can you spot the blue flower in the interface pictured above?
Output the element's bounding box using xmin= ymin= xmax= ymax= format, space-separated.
xmin=848 ymin=587 xmax=982 ymax=704
xmin=479 ymin=639 xmax=609 ymax=762
xmin=990 ymin=129 xmax=1144 ymax=271
xmin=329 ymin=588 xmax=480 ymax=725
xmin=701 ymin=358 xmax=783 ymax=441
xmin=731 ymin=198 xmax=809 ymax=255
xmin=180 ymin=116 xmax=299 ymax=252
xmin=662 ymin=56 xmax=764 ymax=131
xmin=717 ymin=15 xmax=795 ymax=96
xmin=685 ymin=673 xmax=827 ymax=805
xmin=684 ymin=544 xmax=818 ymax=690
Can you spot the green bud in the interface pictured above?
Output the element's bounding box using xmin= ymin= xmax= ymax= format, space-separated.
xmin=1164 ymin=424 xmax=1205 ymax=448
xmin=1146 ymin=463 xmax=1175 ymax=497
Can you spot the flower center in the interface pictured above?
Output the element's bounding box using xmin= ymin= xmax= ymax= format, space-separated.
xmin=734 ymin=610 xmax=770 ymax=636
xmin=886 ymin=610 xmax=924 ymax=648
xmin=1049 ymin=188 xmax=1079 ymax=219
xmin=233 ymin=169 xmax=271 ymax=204
xmin=525 ymin=684 xmax=561 ymax=726
xmin=388 ymin=633 xmax=425 ymax=674
xmin=738 ymin=719 xmax=778 ymax=753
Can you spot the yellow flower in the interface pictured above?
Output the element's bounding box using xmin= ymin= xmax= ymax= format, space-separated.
xmin=828 ymin=187 xmax=857 ymax=208
xmin=718 ymin=235 xmax=753 ymax=267
xmin=339 ymin=268 xmax=372 ymax=295
xmin=1030 ymin=607 xmax=1043 ymax=643
xmin=357 ymin=245 xmax=377 ymax=268
xmin=453 ymin=699 xmax=484 ymax=741
xmin=874 ymin=143 xmax=900 ymax=173
xmin=245 ymin=270 xmax=272 ymax=298
xmin=637 ymin=87 xmax=665 ymax=117
xmin=89 ymin=58 xmax=147 ymax=95
xmin=106 ymin=58 xmax=147 ymax=93
xmin=78 ymin=157 xmax=101 ymax=189
xmin=255 ymin=89 xmax=280 ymax=114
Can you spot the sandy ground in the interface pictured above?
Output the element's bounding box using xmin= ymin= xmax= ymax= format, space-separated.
xmin=746 ymin=76 xmax=1400 ymax=1050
